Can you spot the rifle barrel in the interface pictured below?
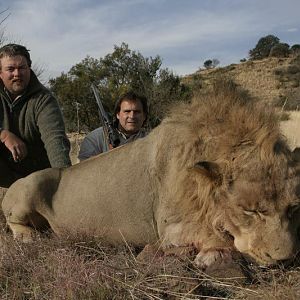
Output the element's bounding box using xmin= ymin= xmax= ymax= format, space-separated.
xmin=90 ymin=84 xmax=120 ymax=148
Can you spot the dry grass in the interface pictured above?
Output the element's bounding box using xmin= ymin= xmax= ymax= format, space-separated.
xmin=184 ymin=57 xmax=293 ymax=106
xmin=280 ymin=110 xmax=300 ymax=149
xmin=184 ymin=55 xmax=300 ymax=111
xmin=0 ymin=207 xmax=300 ymax=300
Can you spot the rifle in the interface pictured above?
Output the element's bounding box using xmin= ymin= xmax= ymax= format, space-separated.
xmin=91 ymin=84 xmax=120 ymax=149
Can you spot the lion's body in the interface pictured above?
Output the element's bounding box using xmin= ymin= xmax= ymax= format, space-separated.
xmin=4 ymin=139 xmax=159 ymax=245
xmin=2 ymin=83 xmax=300 ymax=269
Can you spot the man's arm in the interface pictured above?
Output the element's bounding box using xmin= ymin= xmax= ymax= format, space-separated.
xmin=78 ymin=127 xmax=108 ymax=161
xmin=35 ymin=94 xmax=71 ymax=168
xmin=0 ymin=129 xmax=28 ymax=162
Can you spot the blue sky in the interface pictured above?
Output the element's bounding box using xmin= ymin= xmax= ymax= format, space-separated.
xmin=1 ymin=0 xmax=299 ymax=82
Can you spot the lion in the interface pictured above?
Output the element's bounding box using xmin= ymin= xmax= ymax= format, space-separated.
xmin=2 ymin=82 xmax=300 ymax=270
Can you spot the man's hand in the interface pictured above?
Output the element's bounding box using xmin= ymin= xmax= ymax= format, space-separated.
xmin=0 ymin=129 xmax=28 ymax=162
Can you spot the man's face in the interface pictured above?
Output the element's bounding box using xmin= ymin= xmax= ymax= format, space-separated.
xmin=117 ymin=99 xmax=146 ymax=135
xmin=0 ymin=55 xmax=31 ymax=99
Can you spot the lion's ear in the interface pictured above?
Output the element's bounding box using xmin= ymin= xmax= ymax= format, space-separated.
xmin=193 ymin=161 xmax=222 ymax=185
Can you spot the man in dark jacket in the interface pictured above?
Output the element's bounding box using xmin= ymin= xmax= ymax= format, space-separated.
xmin=78 ymin=91 xmax=148 ymax=161
xmin=0 ymin=43 xmax=71 ymax=188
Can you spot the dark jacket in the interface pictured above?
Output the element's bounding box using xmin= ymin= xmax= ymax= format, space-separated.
xmin=0 ymin=70 xmax=71 ymax=176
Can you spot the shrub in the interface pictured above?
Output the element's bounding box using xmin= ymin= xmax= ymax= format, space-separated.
xmin=291 ymin=44 xmax=300 ymax=54
xmin=269 ymin=43 xmax=290 ymax=58
xmin=274 ymin=67 xmax=285 ymax=76
xmin=249 ymin=34 xmax=280 ymax=60
xmin=287 ymin=65 xmax=300 ymax=74
xmin=203 ymin=59 xmax=213 ymax=69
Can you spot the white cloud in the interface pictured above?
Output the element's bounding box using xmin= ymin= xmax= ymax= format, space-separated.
xmin=287 ymin=28 xmax=298 ymax=32
xmin=2 ymin=0 xmax=300 ymax=80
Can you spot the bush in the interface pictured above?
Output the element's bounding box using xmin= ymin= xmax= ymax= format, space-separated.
xmin=274 ymin=67 xmax=285 ymax=76
xmin=287 ymin=65 xmax=300 ymax=74
xmin=49 ymin=43 xmax=191 ymax=131
xmin=249 ymin=34 xmax=280 ymax=60
xmin=291 ymin=44 xmax=300 ymax=54
xmin=269 ymin=43 xmax=290 ymax=58
xmin=274 ymin=94 xmax=300 ymax=111
xmin=203 ymin=59 xmax=213 ymax=69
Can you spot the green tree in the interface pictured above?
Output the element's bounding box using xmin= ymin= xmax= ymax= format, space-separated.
xmin=249 ymin=34 xmax=280 ymax=60
xmin=49 ymin=56 xmax=102 ymax=132
xmin=269 ymin=43 xmax=290 ymax=58
xmin=291 ymin=44 xmax=300 ymax=54
xmin=203 ymin=59 xmax=213 ymax=69
xmin=212 ymin=58 xmax=220 ymax=68
xmin=49 ymin=43 xmax=190 ymax=131
xmin=148 ymin=68 xmax=190 ymax=126
xmin=203 ymin=58 xmax=219 ymax=69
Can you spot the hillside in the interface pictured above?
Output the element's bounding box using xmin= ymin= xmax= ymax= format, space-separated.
xmin=184 ymin=55 xmax=300 ymax=108
xmin=183 ymin=54 xmax=300 ymax=149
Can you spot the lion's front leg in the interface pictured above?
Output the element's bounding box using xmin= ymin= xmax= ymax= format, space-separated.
xmin=8 ymin=222 xmax=35 ymax=243
xmin=160 ymin=221 xmax=238 ymax=271
xmin=194 ymin=248 xmax=236 ymax=271
xmin=2 ymin=180 xmax=39 ymax=243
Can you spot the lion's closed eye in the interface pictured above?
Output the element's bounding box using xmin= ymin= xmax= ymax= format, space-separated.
xmin=243 ymin=209 xmax=268 ymax=218
xmin=243 ymin=209 xmax=257 ymax=216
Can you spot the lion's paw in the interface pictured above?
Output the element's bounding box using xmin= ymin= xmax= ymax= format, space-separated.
xmin=9 ymin=223 xmax=35 ymax=243
xmin=14 ymin=231 xmax=35 ymax=243
xmin=136 ymin=243 xmax=164 ymax=263
xmin=194 ymin=248 xmax=234 ymax=272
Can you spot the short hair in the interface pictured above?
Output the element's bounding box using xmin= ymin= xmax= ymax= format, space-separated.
xmin=114 ymin=91 xmax=148 ymax=121
xmin=0 ymin=44 xmax=32 ymax=68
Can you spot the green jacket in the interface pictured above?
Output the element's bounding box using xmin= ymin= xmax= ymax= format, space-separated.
xmin=0 ymin=70 xmax=71 ymax=176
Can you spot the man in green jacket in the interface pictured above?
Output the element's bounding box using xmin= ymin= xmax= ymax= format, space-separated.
xmin=0 ymin=43 xmax=71 ymax=188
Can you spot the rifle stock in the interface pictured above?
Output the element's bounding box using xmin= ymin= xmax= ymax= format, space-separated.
xmin=91 ymin=84 xmax=120 ymax=148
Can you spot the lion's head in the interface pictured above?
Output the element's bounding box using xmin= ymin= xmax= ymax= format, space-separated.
xmin=155 ymin=81 xmax=300 ymax=266
xmin=222 ymin=146 xmax=300 ymax=265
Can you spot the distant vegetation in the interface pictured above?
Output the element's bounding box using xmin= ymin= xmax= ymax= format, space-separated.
xmin=249 ymin=34 xmax=300 ymax=60
xmin=49 ymin=43 xmax=191 ymax=132
xmin=51 ymin=34 xmax=299 ymax=133
xmin=203 ymin=58 xmax=220 ymax=69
